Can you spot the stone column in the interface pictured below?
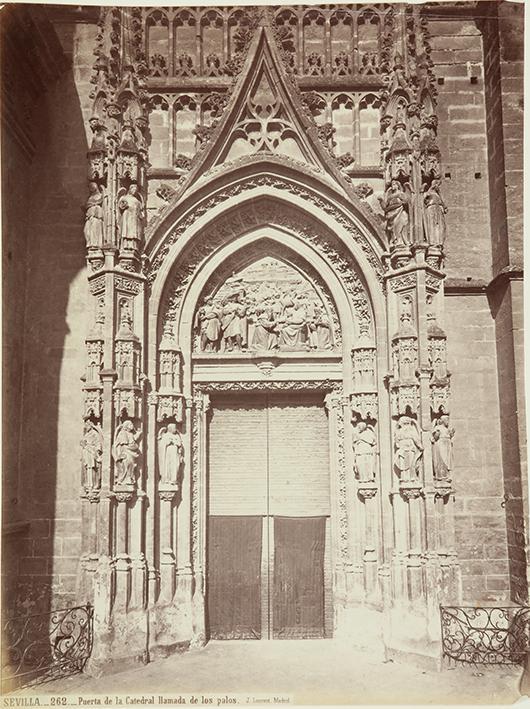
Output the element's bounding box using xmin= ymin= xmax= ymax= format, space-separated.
xmin=191 ymin=392 xmax=210 ymax=645
xmin=159 ymin=486 xmax=178 ymax=603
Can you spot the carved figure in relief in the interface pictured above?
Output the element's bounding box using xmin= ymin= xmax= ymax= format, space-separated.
xmin=157 ymin=423 xmax=184 ymax=485
xmin=423 ymin=179 xmax=447 ymax=246
xmin=431 ymin=415 xmax=454 ymax=480
xmin=380 ymin=180 xmax=411 ymax=247
xmin=352 ymin=421 xmax=377 ymax=483
xmin=221 ymin=291 xmax=248 ymax=352
xmin=310 ymin=306 xmax=333 ymax=350
xmin=159 ymin=351 xmax=176 ymax=389
xmin=118 ymin=184 xmax=144 ymax=251
xmin=80 ymin=419 xmax=103 ymax=490
xmin=112 ymin=420 xmax=141 ymax=485
xmin=278 ymin=296 xmax=309 ymax=350
xmin=84 ymin=182 xmax=105 ymax=248
xmin=393 ymin=416 xmax=423 ymax=481
xmin=252 ymin=306 xmax=278 ymax=351
xmin=194 ymin=296 xmax=222 ymax=352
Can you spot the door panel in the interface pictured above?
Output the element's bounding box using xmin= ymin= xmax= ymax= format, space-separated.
xmin=208 ymin=394 xmax=267 ymax=516
xmin=268 ymin=394 xmax=330 ymax=517
xmin=273 ymin=516 xmax=326 ymax=639
xmin=207 ymin=516 xmax=262 ymax=639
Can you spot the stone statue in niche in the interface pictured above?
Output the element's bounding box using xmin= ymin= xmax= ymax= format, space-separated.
xmin=431 ymin=415 xmax=454 ymax=480
xmin=84 ymin=182 xmax=105 ymax=249
xmin=380 ymin=180 xmax=412 ymax=247
xmin=193 ymin=297 xmax=222 ymax=352
xmin=393 ymin=416 xmax=423 ymax=481
xmin=112 ymin=420 xmax=142 ymax=485
xmin=423 ymin=178 xmax=447 ymax=247
xmin=117 ymin=184 xmax=144 ymax=251
xmin=118 ymin=298 xmax=133 ymax=331
xmin=80 ymin=419 xmax=103 ymax=491
xmin=157 ymin=423 xmax=184 ymax=485
xmin=352 ymin=420 xmax=377 ymax=483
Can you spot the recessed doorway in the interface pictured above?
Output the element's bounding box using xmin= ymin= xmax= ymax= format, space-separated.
xmin=206 ymin=392 xmax=332 ymax=640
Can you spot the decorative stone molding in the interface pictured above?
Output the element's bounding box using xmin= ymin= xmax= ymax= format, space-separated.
xmin=351 ymin=392 xmax=378 ymax=420
xmin=159 ymin=197 xmax=375 ymax=344
xmin=357 ymin=482 xmax=378 ymax=500
xmin=147 ymin=176 xmax=384 ymax=288
xmin=194 ymin=379 xmax=340 ymax=394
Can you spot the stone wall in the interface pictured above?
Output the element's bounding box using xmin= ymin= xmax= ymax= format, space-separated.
xmin=482 ymin=0 xmax=527 ymax=603
xmin=445 ymin=293 xmax=510 ymax=602
xmin=4 ymin=18 xmax=96 ymax=613
xmin=428 ymin=13 xmax=492 ymax=282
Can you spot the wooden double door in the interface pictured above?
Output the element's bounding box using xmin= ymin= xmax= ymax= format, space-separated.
xmin=206 ymin=393 xmax=331 ymax=640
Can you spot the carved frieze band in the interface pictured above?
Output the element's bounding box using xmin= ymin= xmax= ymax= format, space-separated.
xmin=193 ymin=379 xmax=341 ymax=393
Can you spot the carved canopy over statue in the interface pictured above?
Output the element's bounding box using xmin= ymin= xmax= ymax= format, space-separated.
xmin=193 ymin=257 xmax=336 ymax=353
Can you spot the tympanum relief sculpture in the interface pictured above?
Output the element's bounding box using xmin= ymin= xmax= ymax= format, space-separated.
xmin=194 ymin=257 xmax=336 ymax=354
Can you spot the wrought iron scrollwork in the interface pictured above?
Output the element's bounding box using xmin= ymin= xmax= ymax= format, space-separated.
xmin=440 ymin=605 xmax=530 ymax=665
xmin=2 ymin=604 xmax=93 ymax=690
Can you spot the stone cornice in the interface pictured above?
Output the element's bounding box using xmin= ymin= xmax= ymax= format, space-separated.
xmin=444 ymin=265 xmax=523 ymax=295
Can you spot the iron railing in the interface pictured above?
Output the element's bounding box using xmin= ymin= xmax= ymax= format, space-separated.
xmin=440 ymin=605 xmax=530 ymax=665
xmin=1 ymin=603 xmax=93 ymax=690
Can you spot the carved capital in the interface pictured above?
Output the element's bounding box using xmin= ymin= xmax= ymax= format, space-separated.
xmin=399 ymin=481 xmax=423 ymax=501
xmin=159 ymin=483 xmax=179 ymax=502
xmin=357 ymin=482 xmax=378 ymax=500
xmin=112 ymin=485 xmax=135 ymax=503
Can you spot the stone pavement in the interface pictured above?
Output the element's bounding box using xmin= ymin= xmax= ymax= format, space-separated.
xmin=20 ymin=640 xmax=523 ymax=705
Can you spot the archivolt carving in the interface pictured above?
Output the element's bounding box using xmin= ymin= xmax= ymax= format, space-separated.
xmin=147 ymin=175 xmax=384 ymax=288
xmin=159 ymin=198 xmax=376 ymax=341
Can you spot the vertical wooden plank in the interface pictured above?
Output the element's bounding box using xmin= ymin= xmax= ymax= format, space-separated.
xmin=273 ymin=516 xmax=326 ymax=639
xmin=207 ymin=516 xmax=262 ymax=639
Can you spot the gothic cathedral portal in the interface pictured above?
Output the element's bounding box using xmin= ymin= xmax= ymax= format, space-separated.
xmin=73 ymin=5 xmax=464 ymax=672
